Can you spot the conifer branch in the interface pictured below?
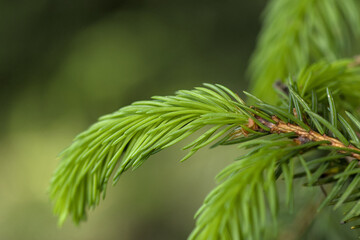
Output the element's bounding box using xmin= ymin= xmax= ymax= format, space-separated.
xmin=48 ymin=0 xmax=360 ymax=238
xmin=50 ymin=59 xmax=360 ymax=238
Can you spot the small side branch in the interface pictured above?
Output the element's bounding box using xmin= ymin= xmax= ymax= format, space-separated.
xmin=245 ymin=115 xmax=360 ymax=160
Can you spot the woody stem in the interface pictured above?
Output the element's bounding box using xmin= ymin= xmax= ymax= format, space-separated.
xmin=253 ymin=115 xmax=360 ymax=161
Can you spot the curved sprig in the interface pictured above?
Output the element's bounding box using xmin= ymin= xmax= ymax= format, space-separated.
xmin=50 ymin=84 xmax=257 ymax=225
xmin=248 ymin=0 xmax=360 ymax=103
xmin=50 ymin=59 xmax=360 ymax=238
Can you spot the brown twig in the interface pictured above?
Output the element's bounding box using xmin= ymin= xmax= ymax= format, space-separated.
xmin=240 ymin=115 xmax=360 ymax=160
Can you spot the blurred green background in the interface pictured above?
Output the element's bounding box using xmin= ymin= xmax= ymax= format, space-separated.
xmin=0 ymin=0 xmax=358 ymax=239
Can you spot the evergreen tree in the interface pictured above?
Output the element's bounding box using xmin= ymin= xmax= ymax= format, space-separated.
xmin=49 ymin=0 xmax=360 ymax=239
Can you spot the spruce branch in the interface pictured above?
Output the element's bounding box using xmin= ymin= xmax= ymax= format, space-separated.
xmin=47 ymin=0 xmax=360 ymax=237
xmin=49 ymin=58 xmax=360 ymax=239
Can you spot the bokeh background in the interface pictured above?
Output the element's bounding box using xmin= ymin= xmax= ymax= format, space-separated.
xmin=0 ymin=0 xmax=358 ymax=239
